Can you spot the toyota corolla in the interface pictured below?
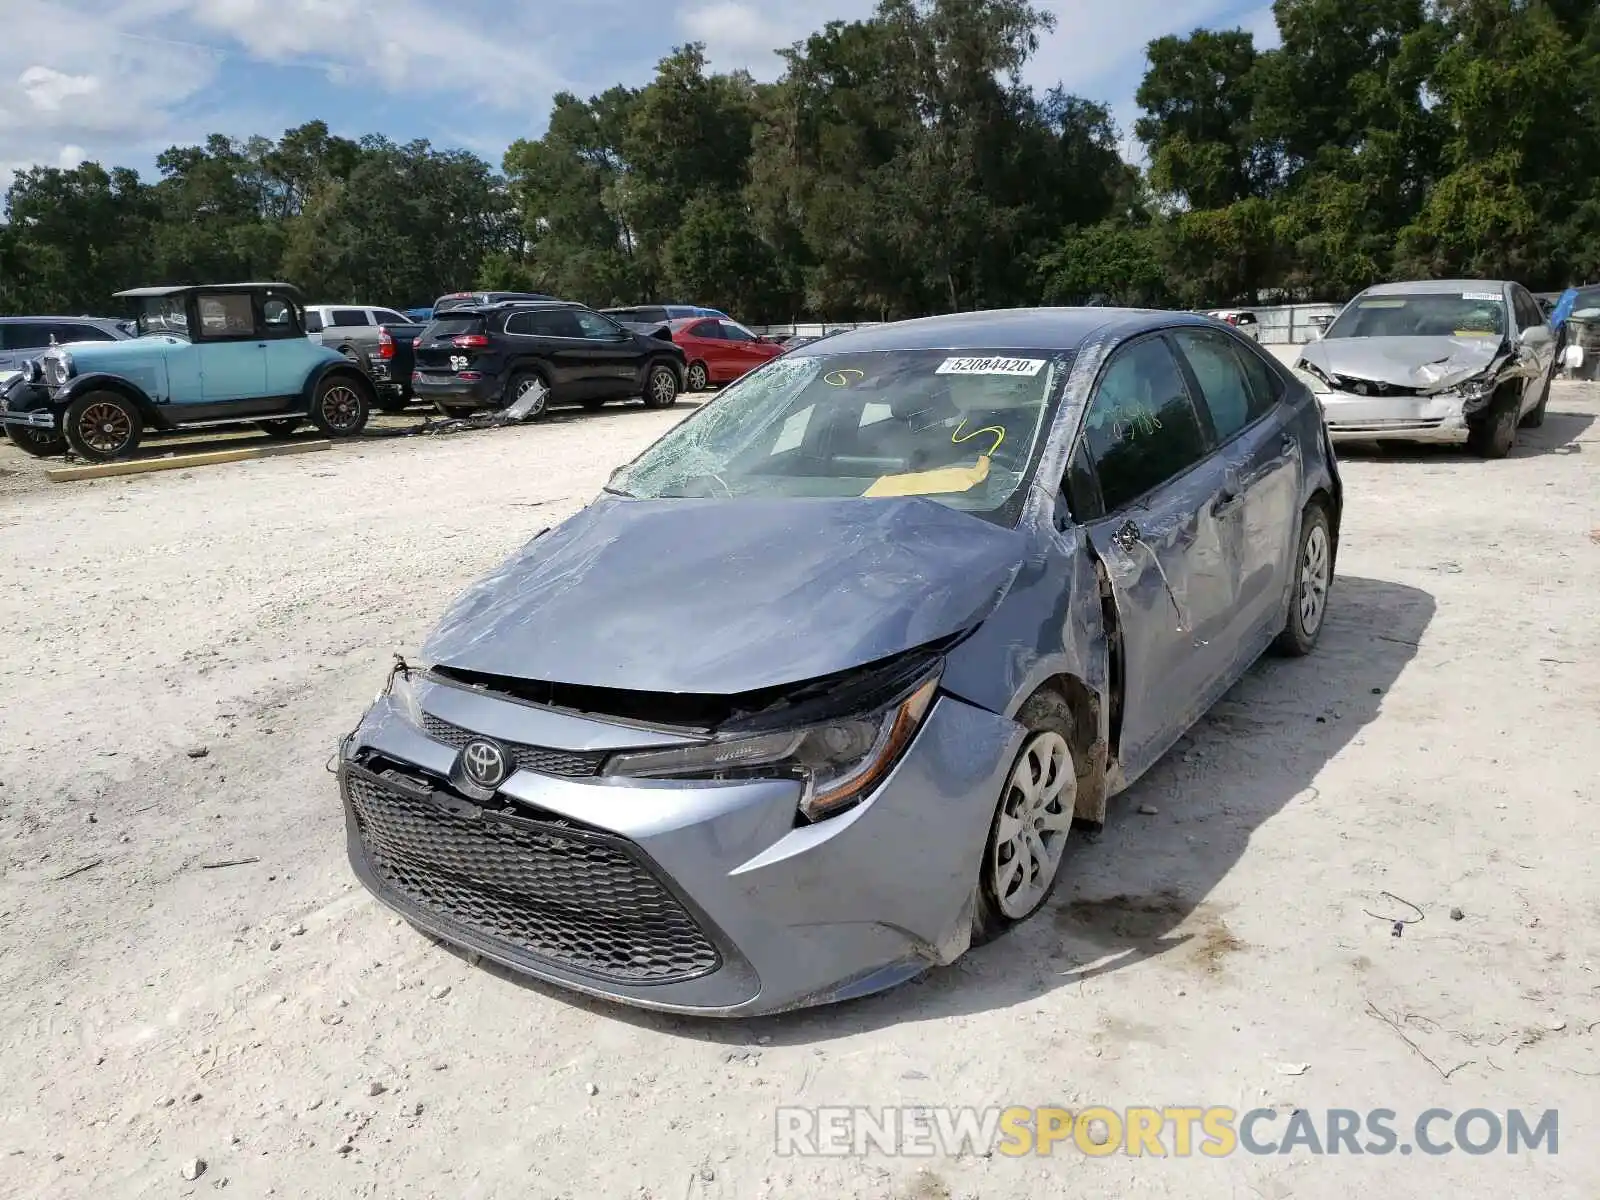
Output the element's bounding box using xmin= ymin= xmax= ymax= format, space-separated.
xmin=337 ymin=308 xmax=1342 ymax=1017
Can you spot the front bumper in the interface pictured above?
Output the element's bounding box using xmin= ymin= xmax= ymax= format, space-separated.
xmin=339 ymin=673 xmax=1022 ymax=1016
xmin=0 ymin=407 xmax=57 ymax=430
xmin=411 ymin=371 xmax=502 ymax=406
xmin=1318 ymin=390 xmax=1472 ymax=444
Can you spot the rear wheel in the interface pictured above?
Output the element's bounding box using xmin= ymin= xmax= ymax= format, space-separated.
xmin=256 ymin=419 xmax=301 ymax=439
xmin=973 ymin=690 xmax=1077 ymax=945
xmin=64 ymin=392 xmax=143 ymax=462
xmin=1272 ymin=503 xmax=1332 ymax=657
xmin=642 ymin=362 xmax=679 ymax=409
xmin=6 ymin=425 xmax=67 ymax=458
xmin=310 ymin=374 xmax=370 ymax=437
xmin=685 ymin=361 xmax=709 ymax=392
xmin=504 ymin=371 xmax=550 ymax=419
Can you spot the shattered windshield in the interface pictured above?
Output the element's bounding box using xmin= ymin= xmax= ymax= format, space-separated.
xmin=610 ymin=349 xmax=1069 ymax=526
xmin=1327 ymin=292 xmax=1506 ymax=339
xmin=136 ymin=296 xmax=190 ymax=339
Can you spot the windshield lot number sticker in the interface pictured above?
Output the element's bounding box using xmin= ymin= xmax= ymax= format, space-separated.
xmin=1461 ymin=292 xmax=1502 ymax=302
xmin=936 ymin=357 xmax=1046 ymax=377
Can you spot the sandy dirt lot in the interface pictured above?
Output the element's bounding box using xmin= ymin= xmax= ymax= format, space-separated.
xmin=2 ymin=383 xmax=1598 ymax=1199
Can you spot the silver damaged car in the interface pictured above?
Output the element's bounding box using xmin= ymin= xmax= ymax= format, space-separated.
xmin=1294 ymin=279 xmax=1557 ymax=457
xmin=338 ymin=309 xmax=1344 ymax=1016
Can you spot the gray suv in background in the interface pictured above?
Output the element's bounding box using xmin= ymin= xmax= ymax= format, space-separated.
xmin=0 ymin=316 xmax=132 ymax=380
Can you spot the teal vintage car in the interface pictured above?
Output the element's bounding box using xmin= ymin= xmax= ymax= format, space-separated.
xmin=0 ymin=282 xmax=375 ymax=461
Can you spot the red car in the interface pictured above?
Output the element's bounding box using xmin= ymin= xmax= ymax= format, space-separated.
xmin=671 ymin=317 xmax=785 ymax=391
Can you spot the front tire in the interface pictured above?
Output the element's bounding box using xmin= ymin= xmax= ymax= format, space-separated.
xmin=310 ymin=374 xmax=370 ymax=438
xmin=1272 ymin=503 xmax=1332 ymax=657
xmin=642 ymin=362 xmax=680 ymax=409
xmin=6 ymin=425 xmax=67 ymax=458
xmin=685 ymin=361 xmax=709 ymax=393
xmin=64 ymin=391 xmax=143 ymax=462
xmin=973 ymin=690 xmax=1077 ymax=945
xmin=1466 ymin=387 xmax=1517 ymax=458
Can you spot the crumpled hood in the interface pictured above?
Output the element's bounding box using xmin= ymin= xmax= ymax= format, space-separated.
xmin=1299 ymin=335 xmax=1504 ymax=391
xmin=423 ymin=495 xmax=1029 ymax=695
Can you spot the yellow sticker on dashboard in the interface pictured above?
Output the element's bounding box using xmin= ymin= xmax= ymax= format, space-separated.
xmin=863 ymin=456 xmax=992 ymax=497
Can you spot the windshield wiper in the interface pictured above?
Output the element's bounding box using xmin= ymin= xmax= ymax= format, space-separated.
xmin=601 ymin=484 xmax=635 ymax=498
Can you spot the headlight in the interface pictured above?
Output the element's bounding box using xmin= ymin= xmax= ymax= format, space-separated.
xmin=606 ymin=667 xmax=942 ymax=822
xmin=1294 ymin=361 xmax=1332 ymax=391
xmin=22 ymin=359 xmax=42 ymax=385
xmin=1438 ymin=376 xmax=1498 ymax=404
xmin=44 ymin=353 xmax=73 ymax=387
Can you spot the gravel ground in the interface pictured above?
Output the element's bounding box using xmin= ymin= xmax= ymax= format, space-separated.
xmin=1 ymin=383 xmax=1598 ymax=1199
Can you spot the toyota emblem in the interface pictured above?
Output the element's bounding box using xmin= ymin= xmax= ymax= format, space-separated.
xmin=460 ymin=738 xmax=509 ymax=789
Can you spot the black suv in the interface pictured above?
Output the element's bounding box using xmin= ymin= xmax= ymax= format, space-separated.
xmin=411 ymin=302 xmax=687 ymax=418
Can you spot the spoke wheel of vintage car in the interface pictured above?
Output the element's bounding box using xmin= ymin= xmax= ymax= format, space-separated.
xmin=63 ymin=392 xmax=143 ymax=462
xmin=642 ymin=363 xmax=680 ymax=409
xmin=507 ymin=373 xmax=549 ymax=419
xmin=310 ymin=376 xmax=371 ymax=438
xmin=256 ymin=419 xmax=301 ymax=439
xmin=685 ymin=361 xmax=709 ymax=393
xmin=1273 ymin=503 xmax=1333 ymax=657
xmin=5 ymin=425 xmax=67 ymax=458
xmin=1466 ymin=389 xmax=1518 ymax=459
xmin=974 ymin=690 xmax=1077 ymax=941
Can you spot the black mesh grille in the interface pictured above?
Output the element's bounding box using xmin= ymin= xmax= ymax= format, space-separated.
xmin=345 ymin=769 xmax=720 ymax=984
xmin=420 ymin=713 xmax=606 ymax=778
xmin=1331 ymin=375 xmax=1420 ymax=397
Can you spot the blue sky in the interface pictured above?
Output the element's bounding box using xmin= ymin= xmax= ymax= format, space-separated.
xmin=0 ymin=0 xmax=1277 ymax=190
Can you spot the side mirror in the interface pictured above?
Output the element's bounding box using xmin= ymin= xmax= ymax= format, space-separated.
xmin=1520 ymin=325 xmax=1552 ymax=346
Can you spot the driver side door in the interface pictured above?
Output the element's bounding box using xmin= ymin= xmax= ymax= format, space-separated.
xmin=570 ymin=309 xmax=647 ymax=398
xmin=1074 ymin=334 xmax=1236 ymax=781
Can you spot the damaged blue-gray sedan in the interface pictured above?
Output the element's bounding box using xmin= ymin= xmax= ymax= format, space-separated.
xmin=337 ymin=308 xmax=1343 ymax=1016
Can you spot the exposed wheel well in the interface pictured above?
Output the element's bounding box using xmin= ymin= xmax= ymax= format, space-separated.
xmin=313 ymin=365 xmax=374 ymax=403
xmin=1019 ymin=674 xmax=1107 ymax=828
xmin=73 ymin=379 xmax=160 ymax=427
xmin=1306 ymin=486 xmax=1339 ymax=567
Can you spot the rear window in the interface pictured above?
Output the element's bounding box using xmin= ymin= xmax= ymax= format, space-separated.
xmin=424 ymin=316 xmax=485 ymax=339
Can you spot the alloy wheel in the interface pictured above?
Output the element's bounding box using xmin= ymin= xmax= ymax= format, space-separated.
xmin=514 ymin=376 xmax=549 ymax=416
xmin=321 ymin=385 xmax=361 ymax=431
xmin=78 ymin=401 xmax=133 ymax=455
xmin=1300 ymin=523 xmax=1331 ymax=634
xmin=687 ymin=363 xmax=708 ymax=392
xmin=991 ymin=731 xmax=1075 ymax=919
xmin=650 ymin=368 xmax=676 ymax=405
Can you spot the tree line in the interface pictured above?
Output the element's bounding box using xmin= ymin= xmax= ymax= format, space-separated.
xmin=2 ymin=0 xmax=1596 ymax=324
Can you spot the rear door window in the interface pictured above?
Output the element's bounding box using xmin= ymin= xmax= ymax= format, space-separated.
xmin=1 ymin=322 xmax=53 ymax=349
xmin=689 ymin=320 xmax=722 ymax=339
xmin=1081 ymin=336 xmax=1210 ymax=513
xmin=331 ymin=308 xmax=370 ymax=327
xmin=524 ymin=309 xmax=584 ymax=338
xmin=1170 ymin=328 xmax=1260 ymax=442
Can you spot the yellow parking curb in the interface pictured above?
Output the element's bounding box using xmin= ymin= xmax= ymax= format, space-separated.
xmin=46 ymin=439 xmax=332 ymax=482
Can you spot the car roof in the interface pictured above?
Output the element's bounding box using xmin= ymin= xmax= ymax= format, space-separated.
xmin=792 ymin=307 xmax=1218 ymax=354
xmin=0 ymin=314 xmax=123 ymax=324
xmin=1360 ymin=279 xmax=1512 ymax=296
xmin=434 ymin=300 xmax=583 ymax=316
xmin=114 ymin=282 xmax=302 ymax=299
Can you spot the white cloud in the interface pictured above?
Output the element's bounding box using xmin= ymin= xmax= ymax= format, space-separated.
xmin=18 ymin=66 xmax=102 ymax=113
xmin=679 ymin=0 xmax=874 ymax=79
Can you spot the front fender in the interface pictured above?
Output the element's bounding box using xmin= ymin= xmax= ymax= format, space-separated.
xmin=56 ymin=373 xmax=162 ymax=424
